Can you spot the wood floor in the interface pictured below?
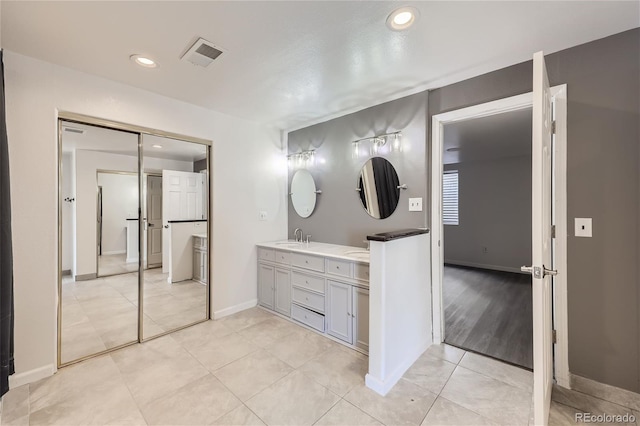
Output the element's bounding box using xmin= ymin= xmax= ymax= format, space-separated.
xmin=443 ymin=264 xmax=533 ymax=369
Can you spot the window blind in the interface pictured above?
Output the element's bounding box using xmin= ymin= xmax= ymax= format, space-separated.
xmin=443 ymin=171 xmax=459 ymax=225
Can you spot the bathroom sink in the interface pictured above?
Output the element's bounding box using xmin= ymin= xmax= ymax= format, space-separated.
xmin=275 ymin=242 xmax=303 ymax=247
xmin=344 ymin=250 xmax=370 ymax=258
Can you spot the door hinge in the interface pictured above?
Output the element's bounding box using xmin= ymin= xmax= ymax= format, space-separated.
xmin=551 ymin=120 xmax=556 ymax=134
xmin=552 ymin=330 xmax=557 ymax=344
xmin=551 ymin=225 xmax=556 ymax=239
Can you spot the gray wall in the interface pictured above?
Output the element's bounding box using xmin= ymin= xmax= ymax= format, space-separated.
xmin=429 ymin=29 xmax=640 ymax=392
xmin=288 ymin=92 xmax=428 ymax=247
xmin=444 ymin=155 xmax=532 ymax=272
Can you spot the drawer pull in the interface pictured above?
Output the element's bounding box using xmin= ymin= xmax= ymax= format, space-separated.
xmin=305 ymin=260 xmax=309 ymax=264
xmin=305 ymin=297 xmax=309 ymax=301
xmin=336 ymin=266 xmax=340 ymax=269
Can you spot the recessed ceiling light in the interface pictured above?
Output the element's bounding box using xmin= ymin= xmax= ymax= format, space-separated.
xmin=152 ymin=144 xmax=163 ymax=149
xmin=386 ymin=6 xmax=419 ymax=31
xmin=130 ymin=54 xmax=158 ymax=68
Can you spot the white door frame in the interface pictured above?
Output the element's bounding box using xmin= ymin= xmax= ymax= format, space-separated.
xmin=430 ymin=86 xmax=569 ymax=386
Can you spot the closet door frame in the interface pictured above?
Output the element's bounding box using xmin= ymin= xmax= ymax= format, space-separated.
xmin=57 ymin=112 xmax=212 ymax=368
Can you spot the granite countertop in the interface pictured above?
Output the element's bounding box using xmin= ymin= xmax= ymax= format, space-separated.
xmin=257 ymin=240 xmax=370 ymax=263
xmin=367 ymin=228 xmax=430 ymax=242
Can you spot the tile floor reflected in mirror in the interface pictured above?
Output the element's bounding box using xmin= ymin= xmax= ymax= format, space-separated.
xmin=61 ymin=269 xmax=206 ymax=364
xmin=5 ymin=307 xmax=635 ymax=425
xmin=97 ymin=253 xmax=139 ymax=277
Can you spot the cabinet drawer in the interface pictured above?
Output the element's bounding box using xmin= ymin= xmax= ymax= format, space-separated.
xmin=275 ymin=250 xmax=291 ymax=265
xmin=292 ymin=286 xmax=325 ymax=313
xmin=193 ymin=236 xmax=207 ymax=250
xmin=291 ymin=271 xmax=325 ymax=294
xmin=291 ymin=304 xmax=325 ymax=332
xmin=258 ymin=248 xmax=275 ymax=262
xmin=326 ymin=258 xmax=352 ymax=278
xmin=354 ymin=263 xmax=370 ymax=282
xmin=291 ymin=253 xmax=325 ymax=273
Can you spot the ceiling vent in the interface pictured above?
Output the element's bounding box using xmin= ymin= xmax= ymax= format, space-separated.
xmin=63 ymin=126 xmax=85 ymax=135
xmin=181 ymin=37 xmax=224 ymax=68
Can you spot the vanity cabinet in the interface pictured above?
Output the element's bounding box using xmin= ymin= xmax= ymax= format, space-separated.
xmin=327 ymin=281 xmax=369 ymax=351
xmin=257 ymin=244 xmax=369 ymax=353
xmin=193 ymin=235 xmax=207 ymax=284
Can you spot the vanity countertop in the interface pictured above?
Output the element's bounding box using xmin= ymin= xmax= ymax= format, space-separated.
xmin=257 ymin=240 xmax=370 ymax=264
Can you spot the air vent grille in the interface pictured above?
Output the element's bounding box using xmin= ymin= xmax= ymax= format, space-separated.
xmin=181 ymin=37 xmax=225 ymax=68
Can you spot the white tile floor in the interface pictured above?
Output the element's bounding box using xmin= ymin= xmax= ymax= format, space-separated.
xmin=61 ymin=269 xmax=206 ymax=364
xmin=2 ymin=307 xmax=637 ymax=425
xmin=98 ymin=254 xmax=139 ymax=277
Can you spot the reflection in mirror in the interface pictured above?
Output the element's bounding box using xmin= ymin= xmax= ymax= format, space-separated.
xmin=290 ymin=169 xmax=317 ymax=218
xmin=60 ymin=121 xmax=139 ymax=364
xmin=142 ymin=135 xmax=209 ymax=339
xmin=357 ymin=157 xmax=400 ymax=219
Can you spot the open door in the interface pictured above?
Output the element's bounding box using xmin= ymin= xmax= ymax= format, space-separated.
xmin=523 ymin=51 xmax=555 ymax=425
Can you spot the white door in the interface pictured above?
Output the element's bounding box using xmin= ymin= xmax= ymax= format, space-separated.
xmin=352 ymin=287 xmax=369 ymax=351
xmin=162 ymin=170 xmax=203 ymax=272
xmin=147 ymin=175 xmax=163 ymax=267
xmin=526 ymin=51 xmax=555 ymax=425
xmin=258 ymin=264 xmax=275 ymax=310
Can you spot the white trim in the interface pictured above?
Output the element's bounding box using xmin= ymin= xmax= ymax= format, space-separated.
xmin=212 ymin=299 xmax=258 ymax=320
xmin=430 ymin=87 xmax=569 ymax=384
xmin=365 ymin=345 xmax=428 ymax=395
xmin=100 ymin=250 xmax=126 ymax=256
xmin=552 ymin=84 xmax=570 ymax=389
xmin=9 ymin=364 xmax=56 ymax=388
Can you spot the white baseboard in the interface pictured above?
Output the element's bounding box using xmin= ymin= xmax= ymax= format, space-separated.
xmin=9 ymin=364 xmax=55 ymax=389
xmin=570 ymin=374 xmax=640 ymax=411
xmin=101 ymin=250 xmax=126 ymax=256
xmin=365 ymin=340 xmax=430 ymax=396
xmin=444 ymin=260 xmax=525 ymax=274
xmin=213 ymin=299 xmax=258 ymax=320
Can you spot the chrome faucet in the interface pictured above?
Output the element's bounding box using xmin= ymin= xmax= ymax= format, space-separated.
xmin=294 ymin=228 xmax=303 ymax=243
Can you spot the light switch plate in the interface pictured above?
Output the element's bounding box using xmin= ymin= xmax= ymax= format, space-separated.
xmin=409 ymin=197 xmax=423 ymax=212
xmin=574 ymin=218 xmax=592 ymax=237
xmin=259 ymin=211 xmax=268 ymax=221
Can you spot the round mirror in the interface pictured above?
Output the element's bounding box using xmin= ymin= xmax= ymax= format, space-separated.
xmin=357 ymin=157 xmax=400 ymax=219
xmin=291 ymin=169 xmax=317 ymax=218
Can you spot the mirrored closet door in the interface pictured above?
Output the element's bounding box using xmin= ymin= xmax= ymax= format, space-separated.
xmin=58 ymin=116 xmax=211 ymax=366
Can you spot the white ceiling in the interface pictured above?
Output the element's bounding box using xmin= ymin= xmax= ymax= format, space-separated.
xmin=3 ymin=1 xmax=638 ymax=131
xmin=443 ymin=108 xmax=532 ymax=165
xmin=61 ymin=121 xmax=207 ymax=162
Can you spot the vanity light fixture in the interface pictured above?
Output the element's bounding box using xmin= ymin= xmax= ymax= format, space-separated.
xmin=287 ymin=149 xmax=316 ymax=169
xmin=130 ymin=54 xmax=158 ymax=68
xmin=386 ymin=6 xmax=419 ymax=31
xmin=352 ymin=131 xmax=402 ymax=157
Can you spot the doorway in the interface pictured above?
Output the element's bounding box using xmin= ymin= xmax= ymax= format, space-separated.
xmin=146 ymin=174 xmax=163 ymax=269
xmin=440 ymin=108 xmax=534 ymax=369
xmin=431 ymin=82 xmax=569 ymax=424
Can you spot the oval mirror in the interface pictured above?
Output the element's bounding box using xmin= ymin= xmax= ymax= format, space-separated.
xmin=357 ymin=157 xmax=400 ymax=219
xmin=291 ymin=169 xmax=317 ymax=218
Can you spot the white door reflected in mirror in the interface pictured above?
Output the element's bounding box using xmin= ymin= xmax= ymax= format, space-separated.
xmin=290 ymin=169 xmax=317 ymax=218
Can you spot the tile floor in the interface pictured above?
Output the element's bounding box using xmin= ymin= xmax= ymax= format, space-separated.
xmin=98 ymin=254 xmax=139 ymax=277
xmin=61 ymin=269 xmax=206 ymax=364
xmin=3 ymin=307 xmax=637 ymax=425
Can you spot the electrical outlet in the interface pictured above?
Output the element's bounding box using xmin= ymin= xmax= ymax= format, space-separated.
xmin=575 ymin=218 xmax=592 ymax=237
xmin=409 ymin=197 xmax=423 ymax=212
xmin=259 ymin=211 xmax=268 ymax=221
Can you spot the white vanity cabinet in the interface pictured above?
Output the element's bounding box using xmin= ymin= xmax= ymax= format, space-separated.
xmin=327 ymin=281 xmax=370 ymax=351
xmin=258 ymin=249 xmax=291 ymax=316
xmin=257 ymin=243 xmax=369 ymax=353
xmin=192 ymin=235 xmax=207 ymax=284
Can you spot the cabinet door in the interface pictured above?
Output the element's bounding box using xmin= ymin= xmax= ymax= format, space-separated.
xmin=274 ymin=268 xmax=291 ymax=316
xmin=193 ymin=248 xmax=202 ymax=281
xmin=327 ymin=280 xmax=352 ymax=343
xmin=353 ymin=287 xmax=369 ymax=352
xmin=258 ymin=263 xmax=275 ymax=310
xmin=201 ymin=250 xmax=207 ymax=283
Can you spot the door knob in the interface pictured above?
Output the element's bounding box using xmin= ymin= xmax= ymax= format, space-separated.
xmin=522 ymin=265 xmax=557 ymax=279
xmin=543 ymin=266 xmax=558 ymax=276
xmin=148 ymin=223 xmax=155 ymax=227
